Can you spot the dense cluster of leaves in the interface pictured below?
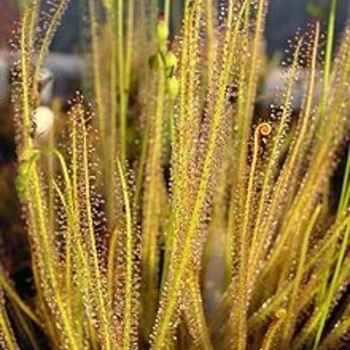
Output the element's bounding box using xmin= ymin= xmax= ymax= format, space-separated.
xmin=0 ymin=0 xmax=349 ymax=349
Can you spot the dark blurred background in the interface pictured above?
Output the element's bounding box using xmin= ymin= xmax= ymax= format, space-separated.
xmin=2 ymin=1 xmax=350 ymax=53
xmin=1 ymin=0 xmax=349 ymax=55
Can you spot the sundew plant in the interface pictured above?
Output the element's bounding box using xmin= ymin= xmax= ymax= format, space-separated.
xmin=0 ymin=0 xmax=349 ymax=349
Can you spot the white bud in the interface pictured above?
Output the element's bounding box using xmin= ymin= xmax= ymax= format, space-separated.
xmin=32 ymin=106 xmax=55 ymax=146
xmin=38 ymin=67 xmax=53 ymax=105
xmin=38 ymin=67 xmax=53 ymax=88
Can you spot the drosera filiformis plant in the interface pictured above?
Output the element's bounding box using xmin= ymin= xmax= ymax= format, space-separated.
xmin=0 ymin=0 xmax=349 ymax=350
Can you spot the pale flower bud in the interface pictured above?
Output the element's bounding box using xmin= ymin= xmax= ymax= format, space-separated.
xmin=38 ymin=67 xmax=53 ymax=91
xmin=37 ymin=67 xmax=53 ymax=105
xmin=32 ymin=106 xmax=55 ymax=146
